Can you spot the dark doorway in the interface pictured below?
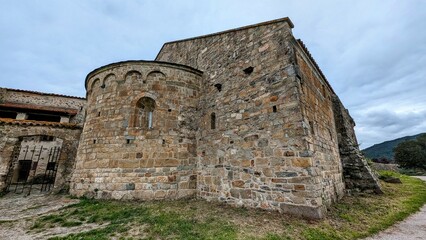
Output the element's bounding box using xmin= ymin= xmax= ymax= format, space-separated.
xmin=4 ymin=135 xmax=63 ymax=195
xmin=17 ymin=160 xmax=32 ymax=182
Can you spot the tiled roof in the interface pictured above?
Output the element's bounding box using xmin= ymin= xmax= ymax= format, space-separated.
xmin=0 ymin=118 xmax=82 ymax=129
xmin=1 ymin=87 xmax=85 ymax=100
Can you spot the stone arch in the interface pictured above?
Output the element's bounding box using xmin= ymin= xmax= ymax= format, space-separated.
xmin=130 ymin=92 xmax=159 ymax=105
xmin=210 ymin=112 xmax=216 ymax=129
xmin=125 ymin=70 xmax=142 ymax=83
xmin=102 ymin=73 xmax=116 ymax=88
xmin=86 ymin=78 xmax=100 ymax=101
xmin=89 ymin=78 xmax=100 ymax=91
xmin=146 ymin=70 xmax=166 ymax=82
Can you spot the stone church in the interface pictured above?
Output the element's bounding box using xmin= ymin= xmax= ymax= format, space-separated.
xmin=0 ymin=17 xmax=381 ymax=218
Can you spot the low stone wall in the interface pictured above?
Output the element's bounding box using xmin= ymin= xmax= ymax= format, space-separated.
xmin=371 ymin=163 xmax=399 ymax=172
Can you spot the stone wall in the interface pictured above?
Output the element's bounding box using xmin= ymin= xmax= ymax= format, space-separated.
xmin=156 ymin=17 xmax=344 ymax=218
xmin=294 ymin=41 xmax=345 ymax=205
xmin=0 ymin=88 xmax=85 ymax=193
xmin=70 ymin=61 xmax=203 ymax=200
xmin=371 ymin=163 xmax=399 ymax=172
xmin=332 ymin=96 xmax=382 ymax=193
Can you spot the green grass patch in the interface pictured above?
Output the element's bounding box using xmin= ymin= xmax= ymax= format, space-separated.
xmin=30 ymin=172 xmax=426 ymax=239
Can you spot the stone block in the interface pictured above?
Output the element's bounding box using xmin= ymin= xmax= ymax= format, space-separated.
xmin=232 ymin=180 xmax=245 ymax=188
xmin=280 ymin=203 xmax=326 ymax=219
xmin=276 ymin=172 xmax=297 ymax=177
xmin=125 ymin=183 xmax=135 ymax=190
xmin=155 ymin=158 xmax=179 ymax=167
xmin=154 ymin=190 xmax=167 ymax=199
xmin=291 ymin=158 xmax=312 ymax=168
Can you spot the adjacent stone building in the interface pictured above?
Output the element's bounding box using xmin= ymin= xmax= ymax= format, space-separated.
xmin=0 ymin=17 xmax=381 ymax=218
xmin=0 ymin=88 xmax=85 ymax=193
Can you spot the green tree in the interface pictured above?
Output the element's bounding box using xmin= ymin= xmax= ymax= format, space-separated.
xmin=394 ymin=134 xmax=426 ymax=169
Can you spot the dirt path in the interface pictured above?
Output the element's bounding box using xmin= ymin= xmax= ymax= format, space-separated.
xmin=0 ymin=192 xmax=103 ymax=240
xmin=365 ymin=176 xmax=426 ymax=240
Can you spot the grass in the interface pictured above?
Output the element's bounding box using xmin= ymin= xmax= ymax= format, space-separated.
xmin=29 ymin=171 xmax=426 ymax=240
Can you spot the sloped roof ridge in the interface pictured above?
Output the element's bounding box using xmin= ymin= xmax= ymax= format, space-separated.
xmin=1 ymin=87 xmax=85 ymax=100
xmin=0 ymin=118 xmax=82 ymax=129
xmin=296 ymin=39 xmax=335 ymax=94
xmin=163 ymin=17 xmax=294 ymax=45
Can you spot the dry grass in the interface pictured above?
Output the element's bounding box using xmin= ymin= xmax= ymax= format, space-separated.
xmin=27 ymin=172 xmax=426 ymax=240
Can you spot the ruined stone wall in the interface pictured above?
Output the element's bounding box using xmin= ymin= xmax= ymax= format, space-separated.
xmin=0 ymin=88 xmax=86 ymax=125
xmin=71 ymin=61 xmax=202 ymax=200
xmin=294 ymin=43 xmax=345 ymax=205
xmin=0 ymin=123 xmax=81 ymax=192
xmin=156 ymin=18 xmax=334 ymax=218
xmin=332 ymin=97 xmax=382 ymax=193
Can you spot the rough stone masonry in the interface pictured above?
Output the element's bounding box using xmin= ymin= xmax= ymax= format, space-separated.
xmin=0 ymin=17 xmax=381 ymax=219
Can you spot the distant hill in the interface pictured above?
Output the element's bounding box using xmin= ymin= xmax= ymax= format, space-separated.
xmin=362 ymin=133 xmax=425 ymax=161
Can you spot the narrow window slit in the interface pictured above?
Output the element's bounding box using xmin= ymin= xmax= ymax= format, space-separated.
xmin=272 ymin=106 xmax=277 ymax=113
xmin=214 ymin=83 xmax=222 ymax=92
xmin=243 ymin=66 xmax=254 ymax=75
xmin=211 ymin=113 xmax=216 ymax=130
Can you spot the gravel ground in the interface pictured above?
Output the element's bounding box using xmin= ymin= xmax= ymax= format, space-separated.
xmin=0 ymin=192 xmax=104 ymax=240
xmin=364 ymin=176 xmax=426 ymax=240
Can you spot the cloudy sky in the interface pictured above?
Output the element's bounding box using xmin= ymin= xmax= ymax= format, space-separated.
xmin=1 ymin=0 xmax=425 ymax=148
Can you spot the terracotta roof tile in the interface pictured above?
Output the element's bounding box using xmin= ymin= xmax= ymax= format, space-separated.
xmin=0 ymin=102 xmax=79 ymax=115
xmin=1 ymin=87 xmax=85 ymax=99
xmin=0 ymin=118 xmax=82 ymax=129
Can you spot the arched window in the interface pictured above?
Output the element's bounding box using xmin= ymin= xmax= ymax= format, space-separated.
xmin=136 ymin=97 xmax=156 ymax=129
